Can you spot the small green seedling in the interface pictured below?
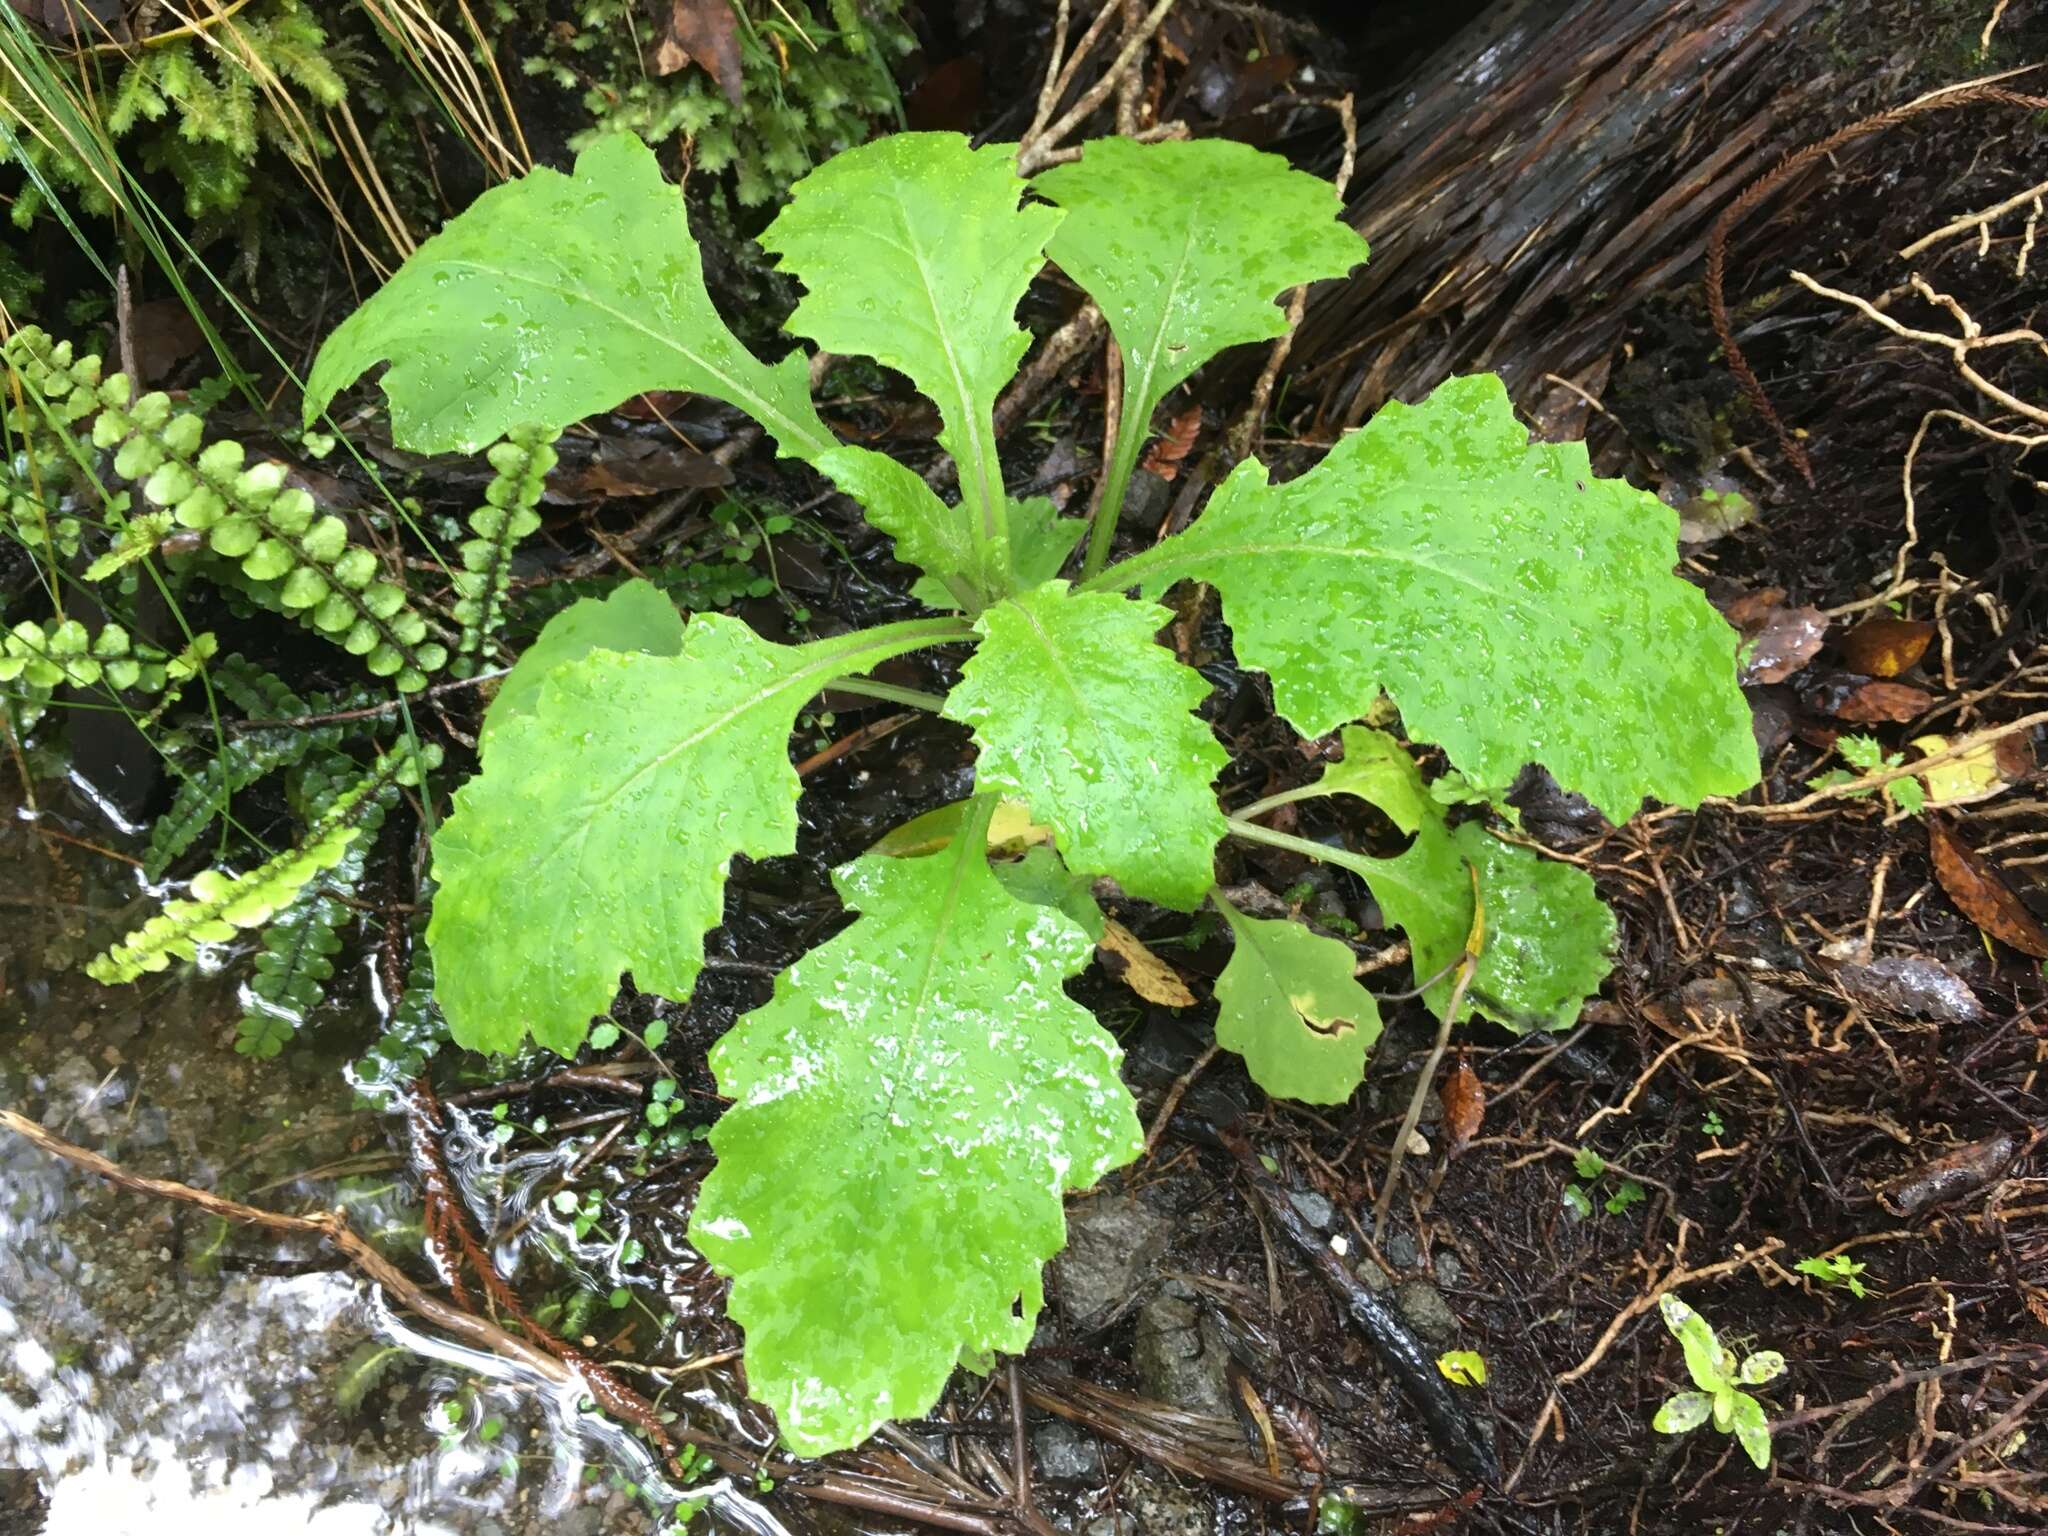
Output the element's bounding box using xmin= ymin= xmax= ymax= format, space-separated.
xmin=1562 ymin=1146 xmax=1645 ymax=1219
xmin=1808 ymin=733 xmax=1924 ymax=815
xmin=1794 ymin=1254 xmax=1870 ymax=1298
xmin=1651 ymin=1293 xmax=1783 ymax=1469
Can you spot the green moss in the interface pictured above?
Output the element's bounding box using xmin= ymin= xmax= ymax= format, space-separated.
xmin=509 ymin=0 xmax=909 ymax=208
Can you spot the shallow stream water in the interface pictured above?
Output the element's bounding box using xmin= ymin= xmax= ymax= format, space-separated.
xmin=0 ymin=780 xmax=714 ymax=1536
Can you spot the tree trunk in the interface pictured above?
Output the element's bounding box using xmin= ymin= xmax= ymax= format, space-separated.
xmin=1290 ymin=0 xmax=1830 ymax=440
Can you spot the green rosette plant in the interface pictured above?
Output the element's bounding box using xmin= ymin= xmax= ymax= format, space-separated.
xmin=303 ymin=129 xmax=1760 ymax=1453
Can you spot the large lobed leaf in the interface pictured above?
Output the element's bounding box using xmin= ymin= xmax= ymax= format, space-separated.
xmin=944 ymin=580 xmax=1225 ymax=908
xmin=479 ymin=579 xmax=685 ymax=752
xmin=303 ymin=134 xmax=836 ymax=460
xmin=1211 ymin=896 xmax=1382 ymax=1103
xmin=428 ymin=609 xmax=962 ymax=1055
xmin=692 ymin=803 xmax=1143 ymax=1454
xmin=1101 ymin=375 xmax=1759 ymax=821
xmin=1034 ymin=138 xmax=1367 ymax=454
xmin=763 ymin=134 xmax=1060 ymax=598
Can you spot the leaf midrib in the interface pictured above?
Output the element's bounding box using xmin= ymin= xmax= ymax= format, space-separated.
xmin=436 ymin=258 xmax=835 ymax=460
xmin=527 ymin=624 xmax=955 ymax=891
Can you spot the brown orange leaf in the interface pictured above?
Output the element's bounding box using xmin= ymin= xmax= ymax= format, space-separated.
xmin=1439 ymin=1059 xmax=1485 ymax=1155
xmin=1141 ymin=405 xmax=1202 ymax=482
xmin=1927 ymin=817 xmax=2048 ymax=958
xmin=1830 ymin=680 xmax=1936 ymax=724
xmin=1839 ymin=616 xmax=1935 ymax=678
xmin=652 ymin=0 xmax=743 ymax=105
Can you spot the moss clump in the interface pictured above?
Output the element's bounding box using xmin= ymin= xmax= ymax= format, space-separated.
xmin=512 ymin=0 xmax=910 ymax=207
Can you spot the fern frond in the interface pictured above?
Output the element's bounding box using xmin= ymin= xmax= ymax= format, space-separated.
xmin=86 ymin=740 xmax=439 ymax=985
xmin=0 ymin=329 xmax=448 ymax=692
xmin=334 ymin=1340 xmax=409 ymax=1413
xmin=238 ymin=754 xmax=400 ymax=1055
xmin=450 ymin=427 xmax=552 ymax=675
xmin=0 ymin=616 xmax=214 ymax=730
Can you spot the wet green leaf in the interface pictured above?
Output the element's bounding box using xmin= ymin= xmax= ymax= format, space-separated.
xmin=692 ymin=805 xmax=1142 ymax=1454
xmin=482 ymin=579 xmax=685 ymax=752
xmin=1107 ymin=375 xmax=1759 ymax=821
xmin=944 ymin=581 xmax=1226 ymax=908
xmin=992 ymin=845 xmax=1106 ymax=940
xmin=1300 ymin=728 xmax=1614 ymax=1030
xmin=766 ymin=134 xmax=1059 ymax=598
xmin=305 ymin=134 xmax=837 ymax=460
xmin=1653 ymin=1391 xmax=1711 ymax=1434
xmin=428 ymin=614 xmax=960 ymax=1055
xmin=1436 ymin=1350 xmax=1488 ymax=1387
xmin=1659 ymin=1294 xmax=1732 ymax=1392
xmin=1211 ymin=895 xmax=1382 ymax=1103
xmin=1728 ymin=1392 xmax=1773 ymax=1468
xmin=1035 ymin=138 xmax=1366 ymax=460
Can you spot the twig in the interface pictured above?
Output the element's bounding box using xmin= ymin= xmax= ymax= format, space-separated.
xmin=1219 ymin=1127 xmax=1497 ymax=1483
xmin=1371 ymin=863 xmax=1482 ymax=1241
xmin=0 ymin=1106 xmax=573 ymax=1382
xmin=1229 ymin=94 xmax=1358 ymax=462
xmin=1017 ymin=0 xmax=1178 ymax=174
xmin=1141 ymin=1042 xmax=1218 ymax=1158
xmin=1704 ymin=75 xmax=2048 ymax=486
xmin=233 ymin=666 xmax=510 ymax=730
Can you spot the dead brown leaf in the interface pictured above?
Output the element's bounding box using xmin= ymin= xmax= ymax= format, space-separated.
xmin=1876 ymin=1130 xmax=2021 ymax=1217
xmin=1722 ymin=587 xmax=1827 ymax=685
xmin=1927 ymin=817 xmax=2048 ymax=958
xmin=551 ymin=435 xmax=730 ymax=500
xmin=1141 ymin=405 xmax=1202 ymax=482
xmin=1438 ymin=1059 xmax=1484 ymax=1155
xmin=1838 ymin=616 xmax=1935 ymax=678
xmin=1830 ymin=680 xmax=1936 ymax=724
xmin=651 ymin=0 xmax=743 ymax=106
xmin=1099 ymin=919 xmax=1196 ymax=1007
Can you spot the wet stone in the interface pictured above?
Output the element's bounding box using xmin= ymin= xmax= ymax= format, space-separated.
xmin=1354 ymin=1257 xmax=1392 ymax=1292
xmin=1835 ymin=954 xmax=1986 ymax=1023
xmin=1051 ymin=1194 xmax=1172 ymax=1331
xmin=1109 ymin=1468 xmax=1212 ymax=1536
xmin=1433 ymin=1249 xmax=1464 ymax=1288
xmin=1132 ymin=1286 xmax=1232 ymax=1416
xmin=1384 ymin=1231 xmax=1420 ymax=1271
xmin=1288 ymin=1190 xmax=1335 ymax=1230
xmin=1033 ymin=1420 xmax=1105 ymax=1483
xmin=1394 ymin=1280 xmax=1459 ymax=1345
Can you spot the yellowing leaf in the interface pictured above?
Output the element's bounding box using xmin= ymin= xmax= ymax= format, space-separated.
xmin=1910 ymin=734 xmax=2006 ymax=804
xmin=1099 ymin=918 xmax=1196 ymax=1007
xmin=1436 ymin=1350 xmax=1487 ymax=1387
xmin=871 ymin=796 xmax=1052 ymax=858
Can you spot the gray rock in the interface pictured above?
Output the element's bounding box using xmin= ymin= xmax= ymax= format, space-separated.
xmin=1353 ymin=1257 xmax=1392 ymax=1292
xmin=1051 ymin=1194 xmax=1173 ymax=1329
xmin=1676 ymin=975 xmax=1790 ymax=1024
xmin=1033 ymin=1421 xmax=1104 ymax=1483
xmin=1132 ymin=1290 xmax=1232 ymax=1416
xmin=1120 ymin=1468 xmax=1212 ymax=1536
xmin=1288 ymin=1190 xmax=1335 ymax=1230
xmin=1384 ymin=1231 xmax=1420 ymax=1271
xmin=1433 ymin=1249 xmax=1464 ymax=1288
xmin=1394 ymin=1280 xmax=1459 ymax=1345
